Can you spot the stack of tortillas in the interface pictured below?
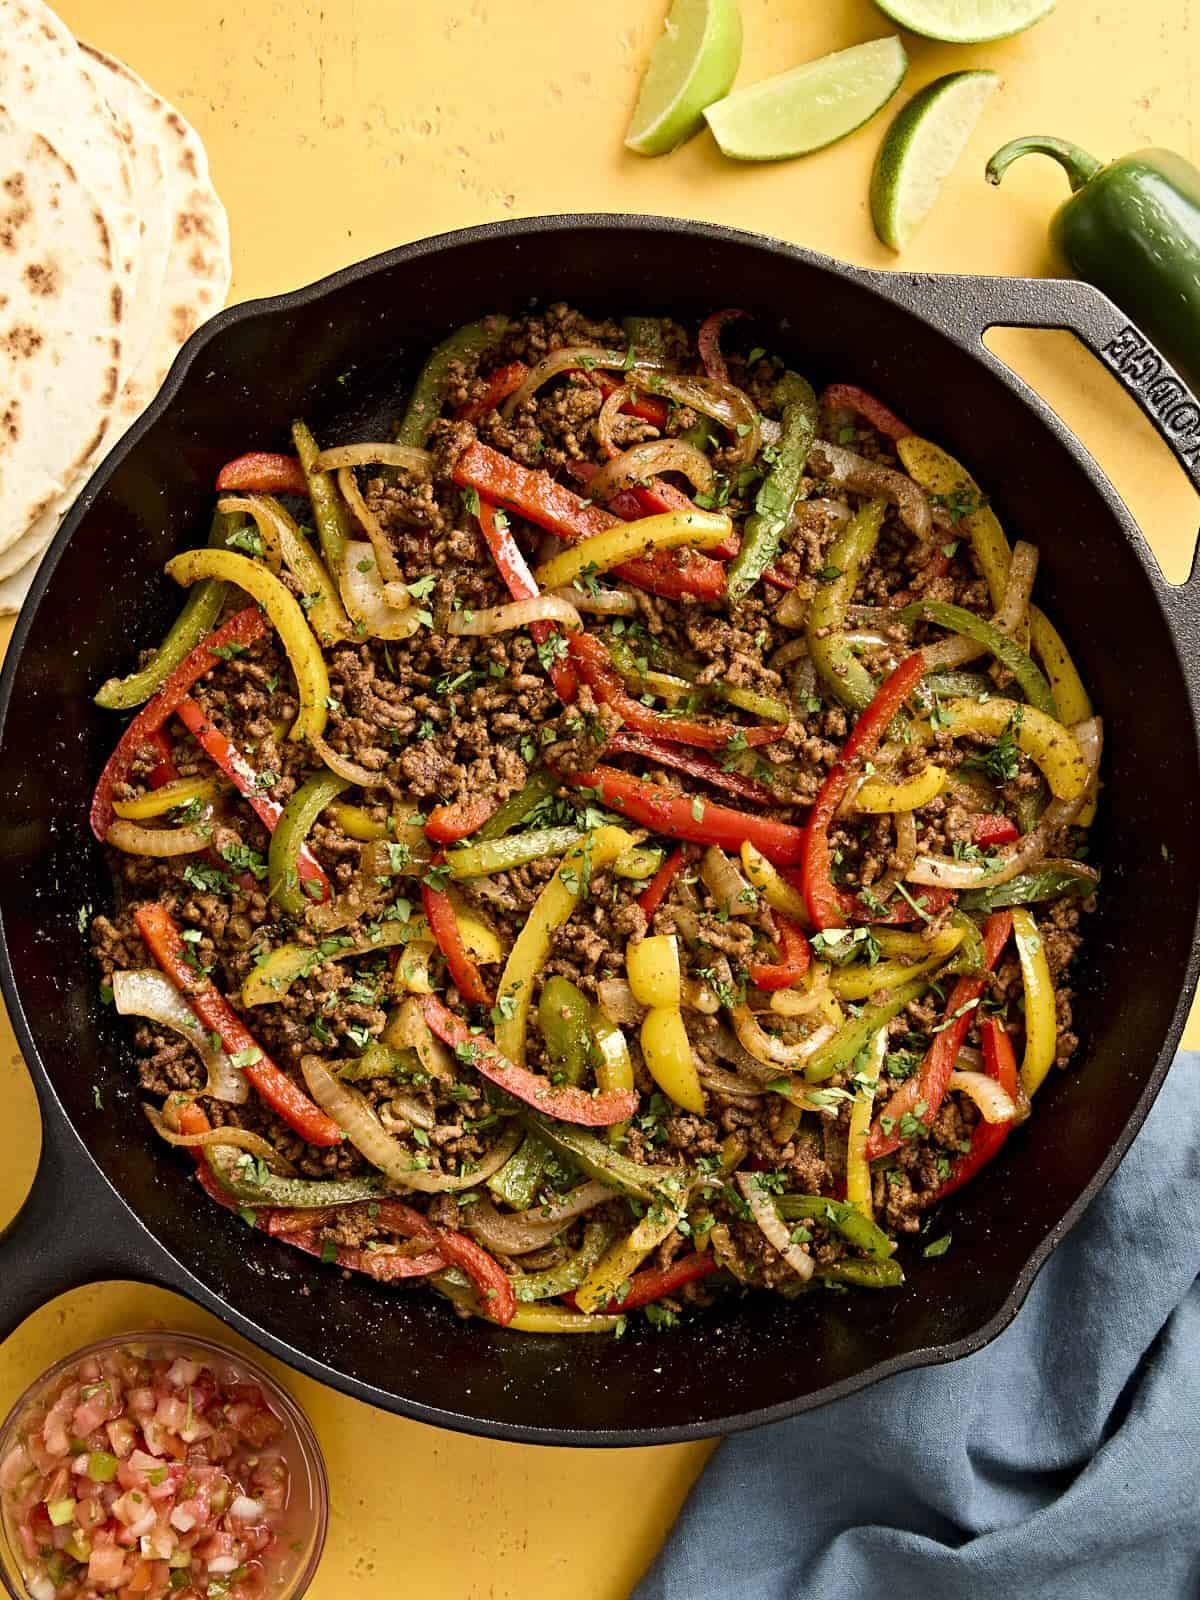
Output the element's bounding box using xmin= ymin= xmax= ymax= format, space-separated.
xmin=0 ymin=0 xmax=230 ymax=613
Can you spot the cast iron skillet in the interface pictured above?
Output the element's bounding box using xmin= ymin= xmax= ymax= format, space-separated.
xmin=1 ymin=217 xmax=1199 ymax=1447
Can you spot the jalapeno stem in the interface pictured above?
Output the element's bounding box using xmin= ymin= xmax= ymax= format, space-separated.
xmin=986 ymin=136 xmax=1103 ymax=194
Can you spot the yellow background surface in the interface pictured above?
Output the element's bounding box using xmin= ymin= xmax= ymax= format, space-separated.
xmin=1 ymin=1 xmax=1198 ymax=1595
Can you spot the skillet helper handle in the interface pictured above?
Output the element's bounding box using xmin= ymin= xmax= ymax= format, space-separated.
xmin=893 ymin=272 xmax=1200 ymax=581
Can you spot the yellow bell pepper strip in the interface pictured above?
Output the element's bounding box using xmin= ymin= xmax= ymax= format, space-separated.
xmin=727 ymin=371 xmax=819 ymax=602
xmin=421 ymin=996 xmax=637 ymax=1126
xmin=870 ymin=927 xmax=955 ymax=960
xmin=326 ymin=800 xmax=389 ymax=841
xmin=522 ymin=1112 xmax=685 ymax=1203
xmin=827 ymin=930 xmax=964 ymax=1001
xmin=94 ymin=510 xmax=246 ymax=710
xmin=896 ymin=598 xmax=1058 ymax=718
xmin=593 ymin=1011 xmax=635 ymax=1145
xmin=626 ymin=934 xmax=682 ymax=1009
xmin=242 ymin=920 xmax=423 ymax=1007
xmin=855 ymin=765 xmax=946 ymax=813
xmin=473 ymin=768 xmax=560 ymax=841
xmin=444 ymin=894 xmax=504 ymax=965
xmin=574 ymin=1200 xmax=686 ymax=1313
xmin=819 ymin=1259 xmax=905 ymax=1288
xmin=398 ymin=316 xmax=509 ymax=447
xmin=912 ymin=697 xmax=1090 ymax=802
xmin=111 ymin=775 xmax=220 ymax=820
xmin=538 ymin=976 xmax=593 ymax=1086
xmin=775 ymin=1194 xmax=896 ymax=1260
xmin=1030 ymin=605 xmax=1096 ymax=824
xmin=446 ymin=825 xmax=582 ymax=879
xmin=806 ymin=497 xmax=888 ymax=713
xmin=163 ymin=547 xmax=330 ymax=743
xmin=741 ymin=840 xmax=811 ymax=924
xmin=641 ymin=1006 xmax=706 ymax=1114
xmin=514 ymin=1220 xmax=617 ymax=1302
xmin=392 ymin=940 xmax=435 ymax=994
xmin=434 ymin=1270 xmax=622 ymax=1334
xmin=805 ymin=978 xmax=931 ymax=1083
xmin=532 ymin=508 xmax=733 ymax=593
xmin=218 ymin=492 xmax=350 ymax=649
xmin=494 ymin=825 xmax=634 ymax=1067
xmin=846 ymin=1028 xmax=887 ymax=1221
xmin=293 ymin=418 xmax=352 ymax=577
xmin=1012 ymin=907 xmax=1058 ymax=1096
xmin=896 ymin=437 xmax=1011 ymax=608
xmin=269 ymin=770 xmax=350 ymax=917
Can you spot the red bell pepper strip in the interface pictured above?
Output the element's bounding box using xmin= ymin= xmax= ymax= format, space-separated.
xmin=475 ymin=497 xmax=577 ymax=702
xmin=421 ymin=994 xmax=638 ymax=1128
xmin=591 ymin=370 xmax=670 ymax=428
xmin=799 ymin=651 xmax=928 ymax=931
xmin=970 ymin=814 xmax=1020 ymax=847
xmin=637 ymin=844 xmax=690 ymax=919
xmin=421 ymin=875 xmax=492 ymax=1008
xmin=748 ymin=912 xmax=812 ymax=991
xmin=568 ymin=632 xmax=783 ymax=752
xmin=565 ymin=764 xmax=807 ymax=866
xmin=175 ymin=697 xmax=331 ymax=904
xmin=453 ymin=441 xmax=727 ymax=601
xmin=268 ymin=1215 xmax=446 ymax=1282
xmin=821 ymin=384 xmax=913 ymax=442
xmin=565 ymin=1250 xmax=719 ymax=1313
xmin=605 ymin=729 xmax=774 ymax=806
xmin=90 ymin=608 xmax=269 ymax=840
xmin=698 ymin=307 xmax=750 ymax=384
xmin=455 ymin=361 xmax=530 ymax=423
xmin=145 ymin=729 xmax=179 ymax=789
xmin=425 ymin=795 xmax=501 ymax=845
xmin=837 ymin=884 xmax=957 ymax=925
xmin=865 ymin=910 xmax=1013 ymax=1161
xmin=134 ymin=902 xmax=343 ymax=1147
xmin=925 ymin=1016 xmax=1020 ymax=1203
xmin=215 ymin=452 xmax=308 ymax=496
xmin=371 ymin=1198 xmax=515 ymax=1325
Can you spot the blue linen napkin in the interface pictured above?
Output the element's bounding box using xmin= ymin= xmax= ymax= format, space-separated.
xmin=636 ymin=1052 xmax=1200 ymax=1600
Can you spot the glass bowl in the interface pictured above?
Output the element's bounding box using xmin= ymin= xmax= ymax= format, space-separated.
xmin=0 ymin=1330 xmax=328 ymax=1600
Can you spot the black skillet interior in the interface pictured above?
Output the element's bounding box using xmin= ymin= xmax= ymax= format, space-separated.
xmin=1 ymin=218 xmax=1199 ymax=1445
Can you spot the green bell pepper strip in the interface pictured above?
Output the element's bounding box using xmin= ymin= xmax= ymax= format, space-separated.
xmin=397 ymin=316 xmax=509 ymax=448
xmin=336 ymin=1042 xmax=417 ymax=1081
xmin=269 ymin=770 xmax=351 ymax=917
xmin=726 ymin=372 xmax=818 ymax=603
xmin=895 ymin=597 xmax=1058 ymax=718
xmin=204 ymin=1143 xmax=389 ymax=1207
xmin=513 ymin=1220 xmax=617 ymax=1302
xmin=473 ymin=768 xmax=560 ymax=842
xmin=806 ymin=498 xmax=888 ymax=713
xmin=621 ymin=316 xmax=664 ymax=355
xmin=987 ymin=137 xmax=1200 ymax=390
xmin=776 ymin=1194 xmax=895 ymax=1260
xmin=818 ymin=1258 xmax=905 ymax=1288
xmin=522 ymin=1112 xmax=688 ymax=1205
xmin=293 ymin=418 xmax=352 ymax=577
xmin=921 ymin=671 xmax=994 ymax=702
xmin=446 ymin=825 xmax=583 ymax=879
xmin=538 ymin=976 xmax=593 ymax=1086
xmin=960 ymin=863 xmax=1099 ymax=911
xmin=943 ymin=910 xmax=986 ymax=976
xmin=487 ymin=1132 xmax=554 ymax=1209
xmin=94 ymin=511 xmax=244 ymax=710
xmin=804 ymin=979 xmax=930 ymax=1083
xmin=612 ymin=846 xmax=665 ymax=881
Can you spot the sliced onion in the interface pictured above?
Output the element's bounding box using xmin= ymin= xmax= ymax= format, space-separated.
xmin=697 ymin=1061 xmax=763 ymax=1102
xmin=794 ymin=497 xmax=852 ymax=531
xmin=596 ymin=976 xmax=719 ymax=1026
xmin=386 ymin=1092 xmax=437 ymax=1131
xmin=698 ymin=308 xmax=749 ymax=384
xmin=143 ymin=1106 xmax=295 ymax=1170
xmin=300 ymin=1053 xmax=519 ymax=1191
xmin=920 ymin=537 xmax=1039 ymax=670
xmin=810 ymin=440 xmax=932 ymax=539
xmin=730 ymin=1004 xmax=836 ymax=1068
xmin=309 ymin=729 xmax=388 ymax=787
xmin=908 ymin=717 xmax=1102 ymax=890
xmin=769 ymin=637 xmax=810 ymax=671
xmin=106 ymin=819 xmax=212 ymax=857
xmin=214 ymin=494 xmax=282 ymax=574
xmin=447 ymin=594 xmax=582 ymax=636
xmin=314 ymin=443 xmax=433 ymax=474
xmin=501 ymin=347 xmax=652 ymax=420
xmin=700 ymin=845 xmax=755 ymax=917
xmin=629 ymin=370 xmax=760 ymax=466
xmin=737 ymin=1173 xmax=814 ymax=1279
xmin=682 ymin=975 xmax=720 ymax=1015
xmin=114 ymin=969 xmax=248 ymax=1105
xmin=589 ymin=440 xmax=716 ymax=502
xmin=775 ymin=589 xmax=808 ymax=631
xmin=463 ymin=1183 xmax=614 ymax=1254
xmin=389 ymin=996 xmax=457 ymax=1082
xmin=947 ymin=1069 xmax=1018 ymax=1125
xmin=337 ymin=468 xmax=406 ymax=590
xmin=338 ymin=541 xmax=421 ymax=639
xmin=595 ymin=382 xmax=635 ymax=459
xmin=550 ymin=583 xmax=638 ymax=617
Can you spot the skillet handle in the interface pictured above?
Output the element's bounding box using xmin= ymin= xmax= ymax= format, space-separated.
xmin=881 ymin=271 xmax=1200 ymax=587
xmin=0 ymin=1074 xmax=177 ymax=1343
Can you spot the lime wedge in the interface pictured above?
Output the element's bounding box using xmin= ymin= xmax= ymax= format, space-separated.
xmin=703 ymin=36 xmax=907 ymax=162
xmin=871 ymin=69 xmax=999 ymax=250
xmin=625 ymin=0 xmax=743 ymax=157
xmin=870 ymin=0 xmax=1054 ymax=43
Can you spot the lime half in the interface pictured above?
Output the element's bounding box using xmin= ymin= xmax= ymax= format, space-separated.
xmin=870 ymin=0 xmax=1054 ymax=43
xmin=871 ymin=69 xmax=999 ymax=250
xmin=704 ymin=36 xmax=907 ymax=162
xmin=625 ymin=0 xmax=743 ymax=157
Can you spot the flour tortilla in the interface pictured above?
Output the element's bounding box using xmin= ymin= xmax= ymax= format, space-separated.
xmin=0 ymin=110 xmax=123 ymax=555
